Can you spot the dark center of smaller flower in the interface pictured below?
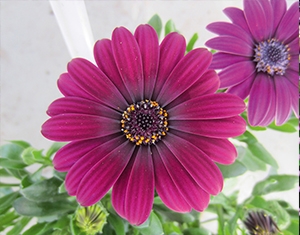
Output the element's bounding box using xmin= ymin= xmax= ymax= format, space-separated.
xmin=253 ymin=38 xmax=290 ymax=76
xmin=121 ymin=99 xmax=169 ymax=145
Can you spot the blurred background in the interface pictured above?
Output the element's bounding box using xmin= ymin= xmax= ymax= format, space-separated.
xmin=0 ymin=0 xmax=298 ymax=211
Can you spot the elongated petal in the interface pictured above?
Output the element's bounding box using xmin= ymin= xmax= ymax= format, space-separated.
xmin=218 ymin=61 xmax=256 ymax=88
xmin=271 ymin=0 xmax=286 ymax=31
xmin=134 ymin=25 xmax=160 ymax=99
xmin=210 ymin=52 xmax=248 ymax=70
xmin=152 ymin=145 xmax=191 ymax=212
xmin=68 ymin=58 xmax=127 ymax=110
xmin=53 ymin=137 xmax=111 ymax=171
xmin=248 ymin=73 xmax=275 ymax=126
xmin=206 ymin=22 xmax=253 ymax=44
xmin=274 ymin=76 xmax=291 ymax=125
xmin=167 ymin=70 xmax=220 ymax=109
xmin=57 ymin=73 xmax=96 ymax=101
xmin=47 ymin=97 xmax=120 ymax=119
xmin=152 ymin=32 xmax=186 ymax=100
xmin=226 ymin=73 xmax=255 ymax=100
xmin=123 ymin=147 xmax=155 ymax=225
xmin=170 ymin=116 xmax=246 ymax=138
xmin=244 ymin=0 xmax=269 ymax=41
xmin=257 ymin=0 xmax=274 ymax=38
xmin=157 ymin=48 xmax=212 ymax=106
xmin=76 ymin=141 xmax=135 ymax=206
xmin=275 ymin=2 xmax=298 ymax=43
xmin=41 ymin=114 xmax=120 ymax=141
xmin=155 ymin=141 xmax=210 ymax=211
xmin=223 ymin=7 xmax=251 ymax=34
xmin=65 ymin=136 xmax=126 ymax=195
xmin=112 ymin=27 xmax=143 ymax=102
xmin=171 ymin=130 xmax=237 ymax=165
xmin=169 ymin=93 xmax=245 ymax=120
xmin=285 ymin=74 xmax=299 ymax=116
xmin=205 ymin=36 xmax=253 ymax=56
xmin=94 ymin=39 xmax=132 ymax=103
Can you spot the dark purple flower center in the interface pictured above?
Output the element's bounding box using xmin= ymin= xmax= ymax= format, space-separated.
xmin=253 ymin=38 xmax=290 ymax=76
xmin=121 ymin=100 xmax=169 ymax=145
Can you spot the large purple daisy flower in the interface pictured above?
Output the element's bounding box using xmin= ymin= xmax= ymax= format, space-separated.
xmin=42 ymin=24 xmax=246 ymax=225
xmin=206 ymin=0 xmax=298 ymax=126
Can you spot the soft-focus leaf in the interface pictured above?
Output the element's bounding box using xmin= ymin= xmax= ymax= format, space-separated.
xmin=283 ymin=218 xmax=299 ymax=235
xmin=13 ymin=197 xmax=74 ymax=217
xmin=22 ymin=222 xmax=49 ymax=235
xmin=245 ymin=196 xmax=291 ymax=229
xmin=183 ymin=227 xmax=211 ymax=235
xmin=9 ymin=140 xmax=31 ymax=148
xmin=217 ymin=160 xmax=247 ymax=178
xmin=0 ymin=158 xmax=27 ymax=169
xmin=134 ymin=212 xmax=163 ymax=235
xmin=0 ymin=210 xmax=19 ymax=228
xmin=163 ymin=222 xmax=181 ymax=234
xmin=147 ymin=14 xmax=162 ymax=39
xmin=46 ymin=142 xmax=66 ymax=159
xmin=286 ymin=117 xmax=298 ymax=126
xmin=107 ymin=213 xmax=125 ymax=235
xmin=237 ymin=146 xmax=267 ymax=171
xmin=21 ymin=177 xmax=67 ymax=202
xmin=164 ymin=19 xmax=177 ymax=36
xmin=53 ymin=170 xmax=67 ymax=181
xmin=186 ymin=33 xmax=199 ymax=52
xmin=0 ymin=168 xmax=11 ymax=177
xmin=6 ymin=217 xmax=32 ymax=235
xmin=252 ymin=175 xmax=298 ymax=195
xmin=21 ymin=147 xmax=51 ymax=165
xmin=268 ymin=122 xmax=297 ymax=132
xmin=0 ymin=143 xmax=24 ymax=160
xmin=0 ymin=191 xmax=19 ymax=212
xmin=3 ymin=168 xmax=27 ymax=180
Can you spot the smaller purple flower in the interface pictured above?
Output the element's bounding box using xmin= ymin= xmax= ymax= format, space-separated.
xmin=206 ymin=0 xmax=298 ymax=126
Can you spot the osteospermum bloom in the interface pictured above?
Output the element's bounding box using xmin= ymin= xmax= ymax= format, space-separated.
xmin=206 ymin=0 xmax=298 ymax=126
xmin=41 ymin=24 xmax=246 ymax=225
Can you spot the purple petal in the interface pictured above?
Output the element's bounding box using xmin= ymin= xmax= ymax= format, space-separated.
xmin=284 ymin=74 xmax=299 ymax=116
xmin=206 ymin=22 xmax=253 ymax=44
xmin=163 ymin=134 xmax=223 ymax=195
xmin=226 ymin=73 xmax=256 ymax=100
xmin=170 ymin=116 xmax=246 ymax=138
xmin=169 ymin=93 xmax=245 ymax=120
xmin=53 ymin=138 xmax=105 ymax=171
xmin=257 ymin=0 xmax=274 ymax=38
xmin=284 ymin=69 xmax=298 ymax=87
xmin=275 ymin=2 xmax=298 ymax=43
xmin=167 ymin=69 xmax=220 ymax=109
xmin=94 ymin=39 xmax=132 ymax=104
xmin=248 ymin=73 xmax=276 ymax=126
xmin=289 ymin=37 xmax=299 ymax=56
xmin=47 ymin=97 xmax=120 ymax=119
xmin=113 ymin=146 xmax=154 ymax=225
xmin=218 ymin=61 xmax=256 ymax=88
xmin=152 ymin=146 xmax=191 ymax=212
xmin=170 ymin=130 xmax=237 ymax=165
xmin=152 ymin=32 xmax=186 ymax=100
xmin=155 ymin=141 xmax=210 ymax=211
xmin=41 ymin=114 xmax=120 ymax=141
xmin=205 ymin=36 xmax=253 ymax=57
xmin=157 ymin=48 xmax=212 ymax=106
xmin=65 ymin=135 xmax=126 ymax=195
xmin=209 ymin=52 xmax=248 ymax=70
xmin=67 ymin=58 xmax=128 ymax=110
xmin=76 ymin=141 xmax=135 ymax=206
xmin=274 ymin=76 xmax=292 ymax=125
xmin=244 ymin=0 xmax=270 ymax=41
xmin=111 ymin=27 xmax=143 ymax=102
xmin=271 ymin=0 xmax=286 ymax=31
xmin=134 ymin=25 xmax=160 ymax=100
xmin=57 ymin=73 xmax=96 ymax=101
xmin=223 ymin=7 xmax=251 ymax=34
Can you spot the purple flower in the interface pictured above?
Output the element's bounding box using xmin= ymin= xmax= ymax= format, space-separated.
xmin=41 ymin=24 xmax=246 ymax=225
xmin=206 ymin=0 xmax=298 ymax=126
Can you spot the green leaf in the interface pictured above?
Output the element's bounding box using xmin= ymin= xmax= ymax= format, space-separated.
xmin=107 ymin=213 xmax=125 ymax=235
xmin=0 ymin=210 xmax=19 ymax=228
xmin=3 ymin=168 xmax=28 ymax=180
xmin=286 ymin=117 xmax=298 ymax=126
xmin=0 ymin=191 xmax=19 ymax=213
xmin=21 ymin=147 xmax=50 ymax=165
xmin=13 ymin=197 xmax=75 ymax=218
xmin=9 ymin=140 xmax=31 ymax=148
xmin=21 ymin=177 xmax=68 ymax=202
xmin=147 ymin=14 xmax=162 ymax=39
xmin=217 ymin=160 xmax=247 ymax=178
xmin=22 ymin=222 xmax=50 ymax=235
xmin=252 ymin=175 xmax=298 ymax=195
xmin=267 ymin=122 xmax=297 ymax=133
xmin=183 ymin=227 xmax=211 ymax=235
xmin=134 ymin=212 xmax=163 ymax=235
xmin=0 ymin=143 xmax=24 ymax=160
xmin=164 ymin=19 xmax=177 ymax=36
xmin=186 ymin=33 xmax=199 ymax=52
xmin=245 ymin=196 xmax=291 ymax=229
xmin=237 ymin=146 xmax=267 ymax=172
xmin=0 ymin=158 xmax=27 ymax=169
xmin=283 ymin=218 xmax=299 ymax=235
xmin=6 ymin=217 xmax=32 ymax=235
